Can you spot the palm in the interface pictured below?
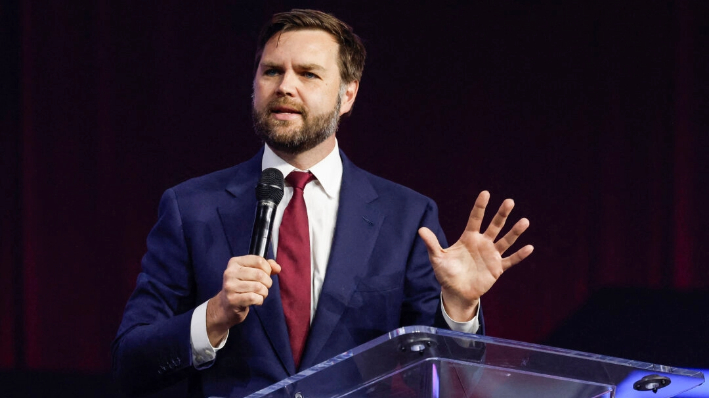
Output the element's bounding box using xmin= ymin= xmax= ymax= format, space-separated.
xmin=433 ymin=228 xmax=505 ymax=301
xmin=419 ymin=191 xmax=533 ymax=320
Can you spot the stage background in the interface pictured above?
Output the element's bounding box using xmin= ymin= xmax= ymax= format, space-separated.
xmin=2 ymin=1 xmax=708 ymax=396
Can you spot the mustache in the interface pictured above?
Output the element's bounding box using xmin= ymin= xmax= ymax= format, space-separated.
xmin=267 ymin=98 xmax=306 ymax=115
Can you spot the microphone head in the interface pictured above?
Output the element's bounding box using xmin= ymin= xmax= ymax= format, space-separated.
xmin=256 ymin=168 xmax=285 ymax=204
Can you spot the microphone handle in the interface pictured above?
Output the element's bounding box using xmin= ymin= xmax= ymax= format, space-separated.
xmin=249 ymin=200 xmax=278 ymax=257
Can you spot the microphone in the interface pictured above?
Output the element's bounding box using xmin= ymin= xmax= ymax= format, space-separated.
xmin=249 ymin=168 xmax=285 ymax=257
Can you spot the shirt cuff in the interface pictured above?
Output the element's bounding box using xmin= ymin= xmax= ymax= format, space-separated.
xmin=440 ymin=294 xmax=480 ymax=334
xmin=190 ymin=300 xmax=228 ymax=369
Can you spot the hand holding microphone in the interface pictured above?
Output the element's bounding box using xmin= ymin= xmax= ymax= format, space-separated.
xmin=206 ymin=169 xmax=284 ymax=346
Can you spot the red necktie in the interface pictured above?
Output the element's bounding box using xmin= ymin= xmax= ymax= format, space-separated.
xmin=278 ymin=171 xmax=316 ymax=369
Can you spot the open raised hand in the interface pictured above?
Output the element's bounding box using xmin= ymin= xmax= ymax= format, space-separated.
xmin=418 ymin=191 xmax=533 ymax=322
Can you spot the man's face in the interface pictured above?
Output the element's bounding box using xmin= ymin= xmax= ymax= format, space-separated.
xmin=252 ymin=29 xmax=356 ymax=155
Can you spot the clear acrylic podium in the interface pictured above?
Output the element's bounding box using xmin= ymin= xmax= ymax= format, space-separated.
xmin=243 ymin=326 xmax=704 ymax=398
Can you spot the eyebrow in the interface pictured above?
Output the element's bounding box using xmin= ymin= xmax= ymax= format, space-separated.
xmin=296 ymin=63 xmax=326 ymax=72
xmin=259 ymin=62 xmax=281 ymax=70
xmin=259 ymin=62 xmax=326 ymax=72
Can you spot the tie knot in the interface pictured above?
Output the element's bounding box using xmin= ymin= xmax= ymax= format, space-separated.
xmin=286 ymin=171 xmax=316 ymax=191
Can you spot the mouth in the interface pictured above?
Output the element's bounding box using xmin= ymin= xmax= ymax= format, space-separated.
xmin=269 ymin=104 xmax=304 ymax=121
xmin=271 ymin=105 xmax=302 ymax=114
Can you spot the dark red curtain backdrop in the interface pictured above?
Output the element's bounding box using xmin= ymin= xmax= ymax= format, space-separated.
xmin=3 ymin=1 xmax=708 ymax=373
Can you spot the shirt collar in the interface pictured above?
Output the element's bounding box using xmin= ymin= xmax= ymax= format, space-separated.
xmin=262 ymin=141 xmax=343 ymax=199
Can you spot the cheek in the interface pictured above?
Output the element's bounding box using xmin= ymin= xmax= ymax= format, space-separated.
xmin=253 ymin=80 xmax=271 ymax=98
xmin=308 ymin=87 xmax=339 ymax=112
xmin=252 ymin=86 xmax=270 ymax=109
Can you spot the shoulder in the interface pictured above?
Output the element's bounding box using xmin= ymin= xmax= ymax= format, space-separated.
xmin=170 ymin=151 xmax=261 ymax=198
xmin=340 ymin=151 xmax=447 ymax=243
xmin=171 ymin=164 xmax=241 ymax=195
xmin=342 ymin=152 xmax=437 ymax=210
xmin=156 ymin=151 xmax=262 ymax=215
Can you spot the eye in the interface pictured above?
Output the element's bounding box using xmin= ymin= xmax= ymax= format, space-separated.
xmin=302 ymin=72 xmax=318 ymax=79
xmin=264 ymin=68 xmax=280 ymax=77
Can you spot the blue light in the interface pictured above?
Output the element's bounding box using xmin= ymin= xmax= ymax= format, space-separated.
xmin=675 ymin=369 xmax=708 ymax=398
xmin=615 ymin=369 xmax=706 ymax=397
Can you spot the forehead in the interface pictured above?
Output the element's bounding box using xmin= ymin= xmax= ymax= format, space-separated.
xmin=260 ymin=29 xmax=340 ymax=68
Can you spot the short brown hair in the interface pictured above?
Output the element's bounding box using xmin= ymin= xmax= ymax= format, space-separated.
xmin=255 ymin=9 xmax=366 ymax=84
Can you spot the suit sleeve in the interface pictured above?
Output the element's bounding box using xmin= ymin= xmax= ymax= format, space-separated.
xmin=400 ymin=198 xmax=485 ymax=335
xmin=111 ymin=188 xmax=198 ymax=396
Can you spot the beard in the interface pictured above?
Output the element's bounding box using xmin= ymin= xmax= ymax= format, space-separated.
xmin=252 ymin=94 xmax=342 ymax=155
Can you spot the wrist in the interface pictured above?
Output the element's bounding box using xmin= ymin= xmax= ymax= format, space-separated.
xmin=441 ymin=290 xmax=479 ymax=322
xmin=206 ymin=297 xmax=230 ymax=347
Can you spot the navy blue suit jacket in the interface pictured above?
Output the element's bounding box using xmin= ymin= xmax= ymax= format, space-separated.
xmin=112 ymin=149 xmax=482 ymax=397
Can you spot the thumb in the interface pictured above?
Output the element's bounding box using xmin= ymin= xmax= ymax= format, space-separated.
xmin=267 ymin=259 xmax=281 ymax=275
xmin=418 ymin=227 xmax=443 ymax=257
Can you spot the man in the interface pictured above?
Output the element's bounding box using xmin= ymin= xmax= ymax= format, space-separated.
xmin=112 ymin=9 xmax=533 ymax=398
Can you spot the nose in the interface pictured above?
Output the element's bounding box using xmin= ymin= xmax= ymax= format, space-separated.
xmin=276 ymin=71 xmax=298 ymax=97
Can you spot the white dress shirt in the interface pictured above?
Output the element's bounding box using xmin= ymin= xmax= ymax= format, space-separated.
xmin=190 ymin=142 xmax=479 ymax=368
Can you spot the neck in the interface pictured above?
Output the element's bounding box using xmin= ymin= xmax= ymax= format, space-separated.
xmin=270 ymin=135 xmax=337 ymax=170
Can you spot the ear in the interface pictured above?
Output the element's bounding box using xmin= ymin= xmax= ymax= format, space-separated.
xmin=338 ymin=80 xmax=359 ymax=116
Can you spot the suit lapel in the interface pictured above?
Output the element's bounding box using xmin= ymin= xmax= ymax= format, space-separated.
xmin=218 ymin=149 xmax=296 ymax=375
xmin=218 ymin=153 xmax=260 ymax=258
xmin=300 ymin=153 xmax=383 ymax=368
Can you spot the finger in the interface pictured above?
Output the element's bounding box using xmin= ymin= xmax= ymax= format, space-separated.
xmin=223 ymin=275 xmax=266 ymax=297
xmin=233 ymin=266 xmax=274 ymax=288
xmin=501 ymin=244 xmax=534 ymax=270
xmin=494 ymin=217 xmax=530 ymax=254
xmin=222 ymin=281 xmax=270 ymax=308
xmin=232 ymin=291 xmax=265 ymax=307
xmin=464 ymin=191 xmax=490 ymax=233
xmin=267 ymin=259 xmax=281 ymax=275
xmin=227 ymin=280 xmax=270 ymax=298
xmin=418 ymin=227 xmax=444 ymax=258
xmin=223 ymin=265 xmax=272 ymax=290
xmin=228 ymin=255 xmax=273 ymax=276
xmin=483 ymin=198 xmax=514 ymax=240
